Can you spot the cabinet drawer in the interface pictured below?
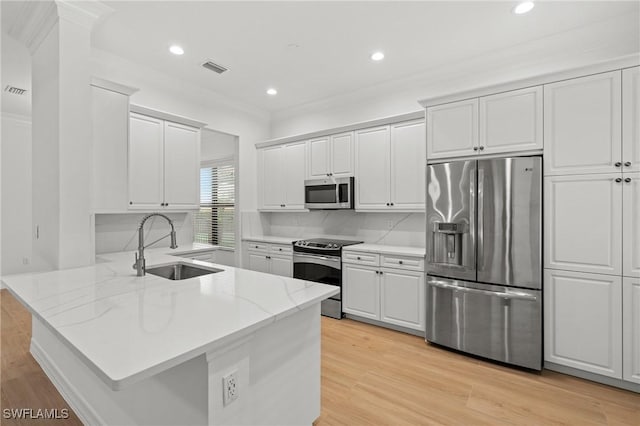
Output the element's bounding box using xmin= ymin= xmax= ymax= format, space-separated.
xmin=343 ymin=251 xmax=380 ymax=266
xmin=246 ymin=242 xmax=268 ymax=253
xmin=381 ymin=254 xmax=424 ymax=271
xmin=270 ymin=244 xmax=293 ymax=255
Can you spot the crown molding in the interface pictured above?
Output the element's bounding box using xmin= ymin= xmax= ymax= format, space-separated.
xmin=7 ymin=0 xmax=113 ymax=54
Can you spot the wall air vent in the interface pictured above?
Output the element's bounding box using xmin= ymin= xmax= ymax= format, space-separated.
xmin=4 ymin=85 xmax=27 ymax=95
xmin=201 ymin=60 xmax=228 ymax=74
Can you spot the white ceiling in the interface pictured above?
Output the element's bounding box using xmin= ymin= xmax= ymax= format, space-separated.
xmin=2 ymin=1 xmax=640 ymax=116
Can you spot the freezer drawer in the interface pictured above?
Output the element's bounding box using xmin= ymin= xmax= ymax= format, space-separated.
xmin=426 ymin=276 xmax=542 ymax=370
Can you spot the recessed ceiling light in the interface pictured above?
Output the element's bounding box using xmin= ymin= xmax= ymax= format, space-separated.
xmin=371 ymin=51 xmax=385 ymax=61
xmin=169 ymin=45 xmax=184 ymax=55
xmin=266 ymin=88 xmax=278 ymax=95
xmin=513 ymin=1 xmax=535 ymax=15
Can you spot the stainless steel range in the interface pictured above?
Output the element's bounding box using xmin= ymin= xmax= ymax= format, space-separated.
xmin=293 ymin=238 xmax=363 ymax=319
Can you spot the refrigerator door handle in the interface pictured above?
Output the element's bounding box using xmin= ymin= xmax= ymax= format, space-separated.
xmin=477 ymin=168 xmax=484 ymax=271
xmin=428 ymin=280 xmax=538 ymax=301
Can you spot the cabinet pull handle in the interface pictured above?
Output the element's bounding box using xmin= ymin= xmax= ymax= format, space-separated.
xmin=130 ymin=201 xmax=133 ymax=205
xmin=625 ymin=178 xmax=632 ymax=183
xmin=379 ymin=271 xmax=383 ymax=275
xmin=255 ymin=245 xmax=259 ymax=248
xmin=615 ymin=178 xmax=622 ymax=183
xmin=375 ymin=270 xmax=379 ymax=275
xmin=165 ymin=203 xmax=169 ymax=207
xmin=398 ymin=260 xmax=403 ymax=264
xmin=386 ymin=202 xmax=390 ymax=206
xmin=479 ymin=146 xmax=485 ymax=151
xmin=615 ymin=162 xmax=622 ymax=167
xmin=390 ymin=202 xmax=394 ymax=206
xmin=266 ymin=255 xmax=271 ymax=259
xmin=625 ymin=162 xmax=632 ymax=167
xmin=357 ymin=256 xmax=361 ymax=260
xmin=473 ymin=147 xmax=479 ymax=151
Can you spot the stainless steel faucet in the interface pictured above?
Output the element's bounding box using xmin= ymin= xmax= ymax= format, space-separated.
xmin=133 ymin=213 xmax=178 ymax=276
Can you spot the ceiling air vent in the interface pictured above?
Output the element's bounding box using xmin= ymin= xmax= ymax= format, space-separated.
xmin=201 ymin=60 xmax=228 ymax=74
xmin=4 ymin=85 xmax=27 ymax=95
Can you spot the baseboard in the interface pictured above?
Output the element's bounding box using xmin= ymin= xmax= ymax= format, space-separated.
xmin=30 ymin=339 xmax=106 ymax=425
xmin=544 ymin=361 xmax=640 ymax=393
xmin=343 ymin=314 xmax=425 ymax=337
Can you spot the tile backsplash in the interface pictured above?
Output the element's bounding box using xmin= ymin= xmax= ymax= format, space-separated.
xmin=242 ymin=210 xmax=425 ymax=247
xmin=95 ymin=213 xmax=194 ymax=254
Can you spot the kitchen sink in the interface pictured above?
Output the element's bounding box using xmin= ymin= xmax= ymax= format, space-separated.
xmin=145 ymin=262 xmax=223 ymax=280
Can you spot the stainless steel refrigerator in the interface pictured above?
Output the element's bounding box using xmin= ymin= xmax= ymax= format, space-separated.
xmin=425 ymin=156 xmax=542 ymax=370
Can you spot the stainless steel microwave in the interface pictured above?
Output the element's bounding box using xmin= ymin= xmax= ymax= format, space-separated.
xmin=304 ymin=177 xmax=354 ymax=209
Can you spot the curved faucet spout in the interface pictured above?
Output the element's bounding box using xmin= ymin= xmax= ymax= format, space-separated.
xmin=133 ymin=213 xmax=179 ymax=276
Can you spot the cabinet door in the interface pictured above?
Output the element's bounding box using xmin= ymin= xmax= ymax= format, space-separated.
xmin=544 ymin=269 xmax=622 ymax=378
xmin=479 ymin=86 xmax=543 ymax=155
xmin=426 ymin=99 xmax=478 ymax=160
xmin=380 ymin=268 xmax=425 ymax=331
xmin=623 ymin=277 xmax=640 ymax=384
xmin=544 ymin=174 xmax=622 ymax=276
xmin=163 ymin=121 xmax=199 ymax=209
xmin=259 ymin=146 xmax=285 ymax=210
xmin=544 ymin=71 xmax=622 ymax=176
xmin=623 ymin=173 xmax=640 ymax=278
xmin=92 ymin=86 xmax=129 ymax=212
xmin=390 ymin=120 xmax=425 ymax=210
xmin=623 ymin=67 xmax=640 ymax=173
xmin=283 ymin=141 xmax=306 ymax=209
xmin=129 ymin=113 xmax=164 ymax=209
xmin=355 ymin=126 xmax=390 ymax=210
xmin=248 ymin=253 xmax=270 ymax=273
xmin=342 ymin=264 xmax=379 ymax=320
xmin=307 ymin=137 xmax=330 ymax=178
xmin=270 ymin=256 xmax=292 ymax=278
xmin=330 ymin=132 xmax=354 ymax=177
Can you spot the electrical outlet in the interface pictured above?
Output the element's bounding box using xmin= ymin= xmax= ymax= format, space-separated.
xmin=222 ymin=370 xmax=238 ymax=406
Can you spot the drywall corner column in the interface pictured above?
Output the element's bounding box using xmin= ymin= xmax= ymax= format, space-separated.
xmin=26 ymin=1 xmax=110 ymax=270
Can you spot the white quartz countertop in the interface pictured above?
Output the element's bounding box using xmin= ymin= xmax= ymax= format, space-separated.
xmin=343 ymin=243 xmax=426 ymax=257
xmin=242 ymin=236 xmax=299 ymax=245
xmin=2 ymin=249 xmax=338 ymax=390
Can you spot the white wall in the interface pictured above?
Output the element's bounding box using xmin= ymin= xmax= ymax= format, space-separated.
xmin=201 ymin=128 xmax=237 ymax=162
xmin=1 ymin=114 xmax=32 ymax=275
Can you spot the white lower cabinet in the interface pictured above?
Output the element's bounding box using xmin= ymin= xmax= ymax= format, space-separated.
xmin=343 ymin=250 xmax=425 ymax=332
xmin=244 ymin=241 xmax=292 ymax=277
xmin=544 ymin=269 xmax=622 ymax=379
xmin=380 ymin=268 xmax=425 ymax=330
xmin=623 ymin=276 xmax=640 ymax=384
xmin=343 ymin=264 xmax=380 ymax=320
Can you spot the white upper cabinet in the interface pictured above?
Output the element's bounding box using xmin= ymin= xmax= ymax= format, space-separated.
xmin=390 ymin=120 xmax=426 ymax=210
xmin=479 ymin=86 xmax=543 ymax=155
xmin=129 ymin=113 xmax=165 ymax=209
xmin=426 ymin=87 xmax=543 ymax=160
xmin=623 ymin=67 xmax=640 ymax=173
xmin=355 ymin=126 xmax=391 ymax=210
xmin=356 ymin=120 xmax=425 ymax=211
xmin=92 ymin=85 xmax=130 ymax=212
xmin=163 ymin=122 xmax=200 ymax=209
xmin=544 ymin=174 xmax=623 ymax=276
xmin=307 ymin=132 xmax=354 ymax=179
xmin=427 ymin=99 xmax=478 ymax=159
xmin=623 ymin=173 xmax=640 ymax=278
xmin=128 ymin=112 xmax=200 ymax=210
xmin=544 ymin=71 xmax=622 ymax=176
xmin=258 ymin=141 xmax=306 ymax=211
xmin=544 ymin=269 xmax=622 ymax=379
xmin=623 ymin=276 xmax=640 ymax=384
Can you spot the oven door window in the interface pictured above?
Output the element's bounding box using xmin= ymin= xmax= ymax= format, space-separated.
xmin=293 ymin=262 xmax=341 ymax=299
xmin=305 ymin=184 xmax=336 ymax=204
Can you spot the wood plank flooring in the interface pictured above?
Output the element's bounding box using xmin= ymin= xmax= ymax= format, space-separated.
xmin=1 ymin=289 xmax=638 ymax=425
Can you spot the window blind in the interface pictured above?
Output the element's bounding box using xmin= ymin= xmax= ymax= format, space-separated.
xmin=194 ymin=161 xmax=235 ymax=248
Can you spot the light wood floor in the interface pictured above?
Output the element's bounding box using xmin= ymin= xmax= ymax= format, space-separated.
xmin=2 ymin=290 xmax=638 ymax=425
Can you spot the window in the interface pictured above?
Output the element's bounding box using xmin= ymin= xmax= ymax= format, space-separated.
xmin=194 ymin=160 xmax=235 ymax=248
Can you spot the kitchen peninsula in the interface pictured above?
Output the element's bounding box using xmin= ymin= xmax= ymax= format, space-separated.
xmin=1 ymin=249 xmax=338 ymax=425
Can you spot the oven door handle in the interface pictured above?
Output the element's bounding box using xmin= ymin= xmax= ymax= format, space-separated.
xmin=293 ymin=253 xmax=341 ymax=269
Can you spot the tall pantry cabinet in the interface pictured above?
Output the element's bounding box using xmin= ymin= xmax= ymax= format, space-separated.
xmin=544 ymin=67 xmax=640 ymax=384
